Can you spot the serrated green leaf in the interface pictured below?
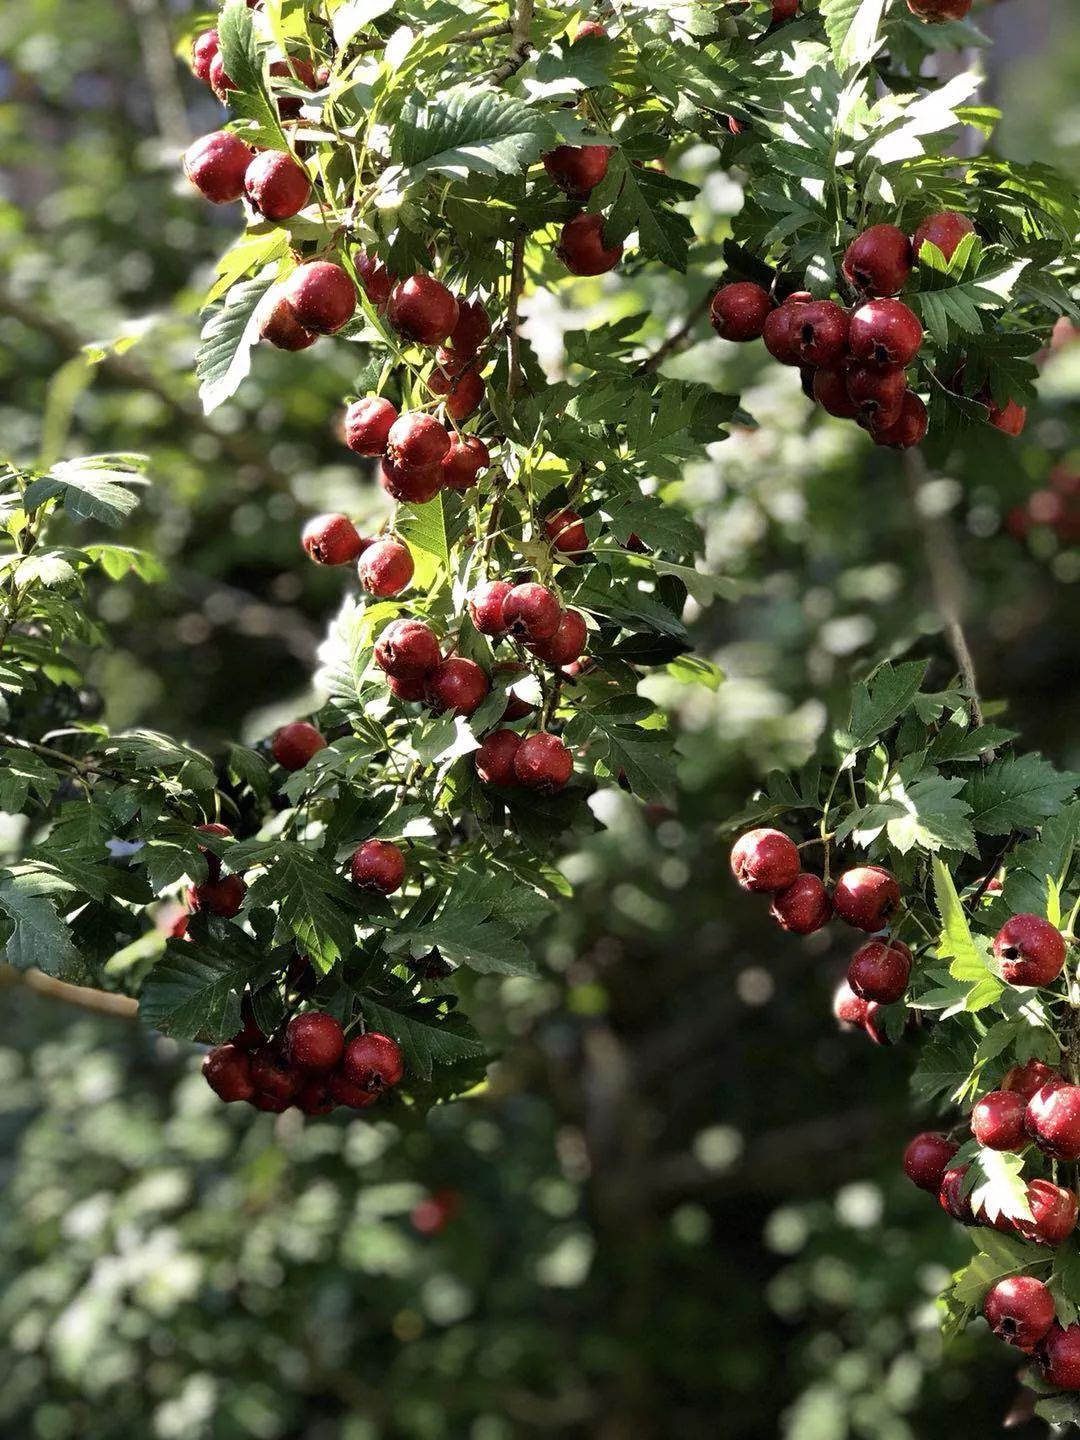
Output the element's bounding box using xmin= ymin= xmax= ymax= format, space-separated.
xmin=0 ymin=874 xmax=83 ymax=978
xmin=361 ymin=997 xmax=486 ymax=1083
xmin=963 ymin=754 xmax=1080 ymax=836
xmin=195 ymin=269 xmax=277 ymax=414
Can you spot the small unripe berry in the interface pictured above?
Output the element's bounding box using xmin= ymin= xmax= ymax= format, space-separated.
xmin=984 ymin=1276 xmax=1055 ymax=1353
xmin=191 ymin=29 xmax=220 ymax=83
xmin=350 ymin=839 xmax=406 ymax=894
xmin=1002 ymin=1059 xmax=1062 ymax=1101
xmin=902 ymin=1131 xmax=958 ymax=1193
xmin=358 ymin=538 xmax=414 ymax=597
xmin=848 ymin=299 xmax=923 ymax=368
xmin=388 ymin=274 xmax=459 ymax=346
xmin=906 ymin=0 xmax=972 ymax=21
xmin=285 ymin=1012 xmax=345 ymax=1071
xmin=971 ymin=1090 xmax=1027 ymax=1151
xmin=842 ymin=224 xmax=912 ymax=298
xmin=271 ymin=721 xmax=327 ymax=771
xmin=302 ymin=513 xmax=364 ymax=566
xmin=469 ymin=580 xmax=512 ymax=635
xmin=387 ymin=412 xmax=451 ymax=471
xmin=543 ymin=144 xmax=612 ymax=196
xmin=729 ymin=828 xmax=800 ymax=893
xmin=475 ymin=729 xmax=522 ymax=787
xmin=769 ymin=874 xmax=833 ymax=934
xmin=342 ymin=1031 xmax=405 ymax=1091
xmin=514 ymin=732 xmax=573 ymax=793
xmin=912 ymin=211 xmax=974 ymax=263
xmin=442 ymin=435 xmax=490 ymax=491
xmin=426 ymin=657 xmax=490 ymax=716
xmin=379 ymin=459 xmax=444 ymax=505
xmin=190 ymin=873 xmax=247 ymax=918
xmin=1013 ymin=1178 xmax=1079 ymax=1246
xmin=544 ymin=509 xmax=588 ymax=554
xmin=847 ymin=937 xmax=911 ymax=1004
xmin=503 ymin=582 xmax=561 ymax=643
xmin=244 ymin=150 xmax=311 ymax=219
xmin=282 ymin=260 xmax=356 ymax=335
xmin=557 ymin=213 xmax=623 ymax=276
xmin=791 ymin=300 xmax=849 ymax=367
xmin=255 ymin=288 xmax=317 ymax=350
xmin=447 ymin=297 xmax=491 ymax=354
xmin=344 ymin=396 xmax=399 ymax=456
xmin=833 ymin=865 xmax=901 ymax=931
xmin=374 ymin=619 xmax=441 ymax=679
xmin=994 ymin=913 xmax=1066 ymax=987
xmin=762 ymin=299 xmax=807 ymax=366
xmin=529 ymin=608 xmax=588 ymax=668
xmin=846 ymin=363 xmax=907 ymax=430
xmin=813 ymin=364 xmax=859 ymax=418
xmin=204 ymin=1044 xmax=255 ymax=1102
xmin=871 ymin=391 xmax=928 ymax=448
xmin=1026 ymin=1083 xmax=1080 ymax=1161
xmin=356 ymin=250 xmax=393 ymax=308
xmin=183 ymin=131 xmax=251 ymax=204
xmin=709 ymin=282 xmax=773 ymax=342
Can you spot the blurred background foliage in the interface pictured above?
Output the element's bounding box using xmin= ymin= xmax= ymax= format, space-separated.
xmin=1 ymin=1 xmax=1080 ymax=1437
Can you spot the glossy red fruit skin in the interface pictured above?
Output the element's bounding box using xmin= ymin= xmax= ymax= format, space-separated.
xmin=204 ymin=1044 xmax=255 ymax=1102
xmin=271 ymin=721 xmax=326 ymax=771
xmin=871 ymin=391 xmax=928 ymax=448
xmin=295 ymin=1080 xmax=334 ymax=1116
xmin=545 ymin=509 xmax=588 ymax=554
xmin=762 ymin=301 xmax=806 ymax=365
xmin=849 ymin=299 xmax=923 ymax=367
xmin=912 ymin=211 xmax=974 ymax=263
xmin=251 ymin=1091 xmax=291 ymax=1113
xmin=842 ymin=224 xmax=913 ymax=298
xmin=772 ymin=0 xmax=799 ymax=19
xmin=543 ymin=144 xmax=612 ymax=196
xmin=791 ymin=300 xmax=850 ymax=367
xmin=342 ymin=1032 xmax=405 ymax=1091
xmin=770 ymin=874 xmax=833 ymax=935
xmin=249 ymin=1046 xmax=299 ymax=1105
xmin=282 ymin=261 xmax=356 ymax=335
xmin=183 ymin=131 xmax=251 ymax=203
xmin=971 ymin=1090 xmax=1028 ymax=1151
xmin=244 ymin=150 xmax=310 ymax=219
xmin=190 ymin=873 xmax=247 ymax=918
xmin=1003 ymin=1059 xmax=1062 ymax=1102
xmin=475 ymin=729 xmax=523 ymax=787
xmin=387 ymin=412 xmax=451 ymax=471
xmin=192 ymin=29 xmax=220 ymax=82
xmin=906 ymin=0 xmax=972 ymax=20
xmin=374 ymin=619 xmax=441 ymax=680
xmin=709 ymin=283 xmax=773 ymax=342
xmin=938 ymin=1164 xmax=976 ymax=1225
xmin=447 ymin=298 xmax=491 ymax=354
xmin=575 ymin=20 xmax=607 ymax=40
xmin=833 ymin=978 xmax=869 ymax=1029
xmin=847 ymin=938 xmax=912 ymax=1004
xmin=813 ymin=364 xmax=859 ymax=418
xmin=388 ymin=275 xmax=459 ymax=346
xmin=989 ymin=398 xmax=1027 ymax=436
xmin=730 ymin=828 xmax=801 ymax=893
xmin=833 ymin=866 xmax=901 ymax=931
xmin=429 ymin=366 xmax=484 ymax=422
xmin=1041 ymin=1324 xmax=1080 ymax=1390
xmin=529 ymin=608 xmax=587 ymax=668
xmin=209 ymin=52 xmax=236 ymax=99
xmin=196 ymin=822 xmax=232 ymax=882
xmin=1026 ymin=1084 xmax=1080 ymax=1161
xmin=329 ymin=1072 xmax=380 ymax=1108
xmin=356 ymin=251 xmax=393 ymax=308
xmin=503 ymin=583 xmax=561 ymax=643
xmin=285 ymin=1012 xmax=345 ymax=1071
xmin=557 ymin=213 xmax=623 ymax=276
xmin=255 ymin=289 xmax=317 ymax=350
xmin=514 ymin=732 xmax=573 ymax=793
xmin=1014 ymin=1179 xmax=1079 ymax=1246
xmin=469 ymin=580 xmax=513 ymax=635
xmin=350 ymin=839 xmax=406 ymax=895
xmin=984 ymin=1276 xmax=1055 ymax=1353
xmin=442 ymin=435 xmax=490 ymax=491
xmin=379 ymin=458 xmax=443 ymax=505
xmin=302 ymin=513 xmax=364 ymax=565
xmin=387 ymin=672 xmax=428 ymax=703
xmin=846 ymin=363 xmax=907 ymax=430
xmin=994 ymin=913 xmax=1066 ymax=987
xmin=344 ymin=396 xmax=398 ymax=455
xmin=358 ymin=538 xmax=414 ymax=596
xmin=426 ymin=657 xmax=490 ymax=716
xmin=902 ymin=1131 xmax=958 ymax=1193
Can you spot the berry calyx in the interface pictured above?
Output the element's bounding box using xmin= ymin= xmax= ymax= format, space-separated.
xmin=503 ymin=582 xmax=562 ymax=643
xmin=729 ymin=828 xmax=801 ymax=893
xmin=543 ymin=144 xmax=612 ymax=196
xmin=971 ymin=1089 xmax=1028 ymax=1151
xmin=282 ymin=260 xmax=356 ymax=335
xmin=190 ymin=873 xmax=247 ymax=918
xmin=271 ymin=721 xmax=327 ymax=771
xmin=469 ymin=580 xmax=513 ymax=635
xmin=847 ymin=937 xmax=912 ymax=1004
xmin=191 ymin=29 xmax=220 ymax=83
xmin=375 ymin=619 xmax=441 ymax=679
xmin=342 ymin=1031 xmax=405 ymax=1091
xmin=984 ymin=1276 xmax=1056 ymax=1353
xmin=912 ymin=211 xmax=975 ymax=263
xmin=871 ymin=391 xmax=928 ymax=448
xmin=350 ymin=839 xmax=406 ymax=895
xmin=442 ymin=435 xmax=490 ymax=491
xmin=791 ymin=300 xmax=850 ymax=367
xmin=244 ymin=150 xmax=311 ymax=220
xmin=544 ymin=509 xmax=588 ymax=554
xmin=846 ymin=363 xmax=907 ymax=430
xmin=514 ymin=732 xmax=574 ymax=793
xmin=769 ymin=874 xmax=833 ymax=934
xmin=255 ymin=287 xmax=317 ymax=351
xmin=284 ymin=1011 xmax=345 ymax=1071
xmin=447 ymin=298 xmax=491 ymax=354
xmin=358 ymin=538 xmax=414 ymax=597
xmin=302 ymin=513 xmax=365 ymax=566
xmin=387 ymin=412 xmax=452 ymax=472
xmin=1003 ymin=1059 xmax=1062 ymax=1101
xmin=475 ymin=729 xmax=522 ymax=787
xmin=183 ymin=131 xmax=251 ymax=204
xmin=902 ymin=1131 xmax=958 ymax=1193
xmin=994 ymin=913 xmax=1066 ymax=987
xmin=842 ymin=224 xmax=913 ymax=298
xmin=557 ymin=213 xmax=623 ymax=276
xmin=344 ymin=396 xmax=398 ymax=456
xmin=1013 ymin=1179 xmax=1079 ymax=1246
xmin=203 ymin=1044 xmax=255 ymax=1102
xmin=529 ymin=608 xmax=588 ymax=668
xmin=1026 ymin=1083 xmax=1080 ymax=1161
xmin=848 ymin=299 xmax=923 ymax=368
xmin=388 ymin=274 xmax=459 ymax=346
xmin=426 ymin=657 xmax=490 ymax=716
xmin=832 ymin=866 xmax=901 ymax=932
xmin=813 ymin=364 xmax=860 ymax=419
xmin=709 ymin=282 xmax=774 ymax=342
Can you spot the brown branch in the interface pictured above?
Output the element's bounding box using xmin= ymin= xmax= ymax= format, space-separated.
xmin=0 ymin=963 xmax=139 ymax=1019
xmin=506 ymin=229 xmax=527 ymax=405
xmin=635 ymin=289 xmax=715 ymax=377
xmin=491 ymin=0 xmax=535 ymax=84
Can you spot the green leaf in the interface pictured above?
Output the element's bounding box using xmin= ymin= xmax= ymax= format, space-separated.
xmin=564 ymin=696 xmax=675 ymax=803
xmin=206 ymin=228 xmax=291 ymax=308
xmin=835 ymin=660 xmax=928 ymax=756
xmin=963 ymin=753 xmax=1080 ymax=837
xmin=217 ymin=0 xmax=289 ymax=149
xmin=0 ymin=748 xmax=61 ymax=812
xmin=24 ymin=455 xmax=149 ymax=528
xmin=950 ymin=1233 xmax=1047 ymax=1311
xmin=390 ymin=88 xmax=556 ymax=189
xmin=819 ymin=0 xmax=887 ymax=72
xmin=666 ymin=654 xmax=724 ymax=691
xmin=927 ymin=718 xmax=1015 ymax=763
xmin=396 ymin=490 xmax=466 ymax=570
xmin=595 ymin=152 xmax=696 ymax=271
xmin=246 ymin=845 xmax=359 ymax=973
xmin=195 ymin=269 xmax=277 ymax=415
xmin=139 ymin=922 xmax=270 ymax=1043
xmin=969 ymin=1147 xmax=1031 ymax=1224
xmin=911 ymin=1025 xmax=977 ymax=1105
xmin=932 ymin=856 xmax=1000 ymax=1005
xmin=361 ymin=997 xmax=486 ymax=1083
xmin=83 ymin=544 xmax=166 ymax=583
xmin=881 ymin=768 xmax=975 ymax=855
xmin=0 ymin=873 xmax=83 ymax=978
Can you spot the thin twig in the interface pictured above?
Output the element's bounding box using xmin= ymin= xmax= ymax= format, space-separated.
xmin=0 ymin=964 xmax=139 ymax=1019
xmin=491 ymin=0 xmax=535 ymax=84
xmin=506 ymin=230 xmax=527 ymax=405
xmin=635 ymin=290 xmax=715 ymax=377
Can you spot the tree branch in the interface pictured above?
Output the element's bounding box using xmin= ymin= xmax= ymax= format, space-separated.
xmin=0 ymin=963 xmax=139 ymax=1019
xmin=635 ymin=290 xmax=714 ymax=377
xmin=491 ymin=0 xmax=535 ymax=84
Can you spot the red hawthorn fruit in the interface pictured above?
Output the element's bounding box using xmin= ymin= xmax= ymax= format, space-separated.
xmin=989 ymin=398 xmax=1027 ymax=437
xmin=183 ymin=131 xmax=251 ymax=204
xmin=244 ymin=150 xmax=311 ymax=219
xmin=994 ymin=913 xmax=1066 ymax=987
xmin=971 ymin=1090 xmax=1028 ymax=1151
xmin=1026 ymin=1083 xmax=1080 ymax=1161
xmin=1013 ymin=1179 xmax=1079 ymax=1246
xmin=842 ymin=224 xmax=913 ymax=298
xmin=709 ymin=282 xmax=774 ymax=342
xmin=575 ymin=20 xmax=607 ymax=40
xmin=475 ymin=729 xmax=523 ymax=787
xmin=503 ymin=582 xmax=562 ymax=643
xmin=912 ymin=211 xmax=975 ymax=263
xmin=529 ymin=608 xmax=588 ymax=668
xmin=470 ymin=580 xmax=513 ymax=635
xmin=442 ymin=435 xmax=490 ymax=491
xmin=729 ymin=829 xmax=801 ymax=893
xmin=268 ymin=56 xmax=317 ymax=118
xmin=282 ymin=261 xmax=356 ymax=335
xmin=190 ymin=873 xmax=247 ymax=918
xmin=387 ymin=412 xmax=451 ymax=472
xmin=302 ymin=512 xmax=365 ymax=565
xmin=545 ymin=509 xmax=589 ymax=554
xmin=249 ymin=1046 xmax=299 ymax=1105
xmin=358 ymin=538 xmax=414 ymax=596
xmin=379 ymin=458 xmax=444 ymax=505
xmin=832 ymin=977 xmax=869 ymax=1029
xmin=255 ymin=287 xmax=317 ymax=350
xmin=374 ymin=619 xmax=441 ymax=679
xmin=426 ymin=657 xmax=490 ymax=716
xmin=772 ymin=0 xmax=799 ymax=19
xmin=191 ymin=29 xmax=220 ymax=83
xmin=388 ymin=275 xmax=459 ymax=346
xmin=846 ymin=363 xmax=907 ymax=430
xmin=387 ymin=672 xmax=428 ymax=703
xmin=902 ymin=1131 xmax=958 ymax=1193
xmin=938 ymin=1164 xmax=976 ymax=1225
xmin=847 ymin=938 xmax=912 ymax=1004
xmin=251 ymin=1092 xmax=291 ymax=1113
xmin=1002 ymin=1059 xmax=1062 ymax=1102
xmin=411 ymin=1190 xmax=460 ymax=1235
xmin=209 ymin=52 xmax=236 ymax=100
xmin=342 ymin=1031 xmax=405 ymax=1091
xmin=1041 ymin=1324 xmax=1080 ymax=1390
xmin=848 ymin=299 xmax=923 ymax=368
xmin=769 ymin=874 xmax=833 ymax=935
xmin=344 ymin=396 xmax=399 ymax=456
xmin=433 ymin=345 xmax=469 ymax=381
xmin=557 ymin=213 xmax=623 ymax=276
xmin=203 ymin=1044 xmax=255 ymax=1102
xmin=984 ymin=1276 xmax=1056 ymax=1353
xmin=230 ymin=994 xmax=264 ymax=1051
xmin=285 ymin=1012 xmax=345 ymax=1072
xmin=350 ymin=839 xmax=406 ymax=895
xmin=271 ymin=721 xmax=327 ymax=771
xmin=429 ymin=366 xmax=484 ymax=422
xmin=813 ymin=364 xmax=860 ymax=418
xmin=196 ymin=821 xmax=231 ymax=882
xmin=906 ymin=0 xmax=973 ymax=20
xmin=514 ymin=732 xmax=574 ymax=793
xmin=328 ymin=1072 xmax=381 ymax=1108
xmin=543 ymin=144 xmax=613 ymax=196
xmin=295 ymin=1079 xmax=334 ymax=1116
xmin=170 ymin=913 xmax=190 ymax=940
xmin=791 ymin=300 xmax=850 ymax=367
xmin=862 ymin=1001 xmax=896 ymax=1046
xmin=447 ymin=298 xmax=491 ymax=354
xmin=356 ymin=250 xmax=393 ymax=309
xmin=871 ymin=391 xmax=928 ymax=448
xmin=762 ymin=299 xmax=807 ymax=366
xmin=833 ymin=865 xmax=901 ymax=932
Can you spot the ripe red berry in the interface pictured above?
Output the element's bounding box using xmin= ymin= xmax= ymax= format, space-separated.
xmin=545 ymin=509 xmax=588 ymax=554
xmin=575 ymin=20 xmax=607 ymax=40
xmin=379 ymin=459 xmax=444 ymax=505
xmin=847 ymin=938 xmax=912 ymax=1004
xmin=811 ymin=364 xmax=858 ymax=418
xmin=503 ymin=582 xmax=561 ymax=643
xmin=195 ymin=821 xmax=231 ymax=882
xmin=994 ymin=914 xmax=1066 ymax=987
xmin=772 ymin=0 xmax=799 ymax=19
xmin=285 ymin=1012 xmax=345 ymax=1071
xmin=862 ymin=1001 xmax=895 ymax=1047
xmin=249 ymin=1045 xmax=299 ymax=1105
xmin=833 ymin=866 xmax=901 ymax=931
xmin=427 ymin=657 xmax=490 ymax=716
xmin=846 ymin=363 xmax=907 ymax=430
xmin=255 ymin=287 xmax=317 ymax=350
xmin=769 ymin=874 xmax=833 ymax=934
xmin=1041 ymin=1323 xmax=1080 ymax=1390
xmin=295 ymin=1079 xmax=334 ymax=1116
xmin=429 ymin=366 xmax=484 ymax=422
xmin=709 ymin=282 xmax=773 ymax=342
xmin=989 ymin=398 xmax=1027 ymax=437
xmin=343 ymin=396 xmax=398 ymax=456
xmin=475 ymin=729 xmax=522 ymax=787
xmin=557 ymin=213 xmax=623 ymax=276
xmin=833 ymin=977 xmax=869 ymax=1029
xmin=271 ymin=721 xmax=327 ymax=771
xmin=328 ymin=1072 xmax=380 ymax=1108
xmin=358 ymin=538 xmax=414 ymax=596
xmin=350 ymin=839 xmax=406 ymax=895
xmin=730 ymin=829 xmax=801 ymax=893
xmin=984 ymin=1276 xmax=1056 ymax=1353
xmin=469 ymin=580 xmax=512 ymax=635
xmin=387 ymin=412 xmax=451 ymax=471
xmin=183 ymin=131 xmax=251 ymax=203
xmin=302 ymin=513 xmax=364 ymax=565
xmin=442 ymin=435 xmax=490 ymax=491
xmin=543 ymin=144 xmax=612 ymax=196
xmin=912 ymin=211 xmax=974 ymax=263
xmin=1014 ymin=1178 xmax=1079 ymax=1246
xmin=244 ymin=150 xmax=311 ymax=219
xmin=374 ymin=619 xmax=441 ymax=679
xmin=871 ymin=391 xmax=928 ymax=448
xmin=190 ymin=873 xmax=247 ymax=918
xmin=282 ymin=260 xmax=356 ymax=335
xmin=1002 ymin=1059 xmax=1062 ymax=1101
xmin=938 ymin=1164 xmax=976 ymax=1225
xmin=204 ymin=1044 xmax=255 ymax=1102
xmin=848 ymin=299 xmax=923 ymax=368
xmin=971 ymin=1090 xmax=1028 ymax=1151
xmin=762 ymin=299 xmax=807 ymax=366
xmin=388 ymin=274 xmax=459 ymax=346
xmin=230 ymin=993 xmax=264 ymax=1050
xmin=209 ymin=52 xmax=236 ymax=100
xmin=529 ymin=608 xmax=588 ymax=668
xmin=342 ymin=1031 xmax=404 ymax=1091
xmin=268 ymin=56 xmax=317 ymax=118
xmin=447 ymin=298 xmax=491 ymax=354
xmin=514 ymin=732 xmax=573 ymax=793
xmin=902 ymin=1131 xmax=958 ymax=1193
xmin=356 ymin=250 xmax=393 ymax=309
xmin=192 ymin=28 xmax=220 ymax=83
xmin=842 ymin=224 xmax=913 ymax=298
xmin=791 ymin=300 xmax=850 ymax=367
xmin=387 ymin=672 xmax=428 ymax=703
xmin=906 ymin=0 xmax=973 ymax=20
xmin=1026 ymin=1083 xmax=1080 ymax=1161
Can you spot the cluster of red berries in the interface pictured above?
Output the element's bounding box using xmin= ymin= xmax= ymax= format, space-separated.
xmin=1005 ymin=468 xmax=1080 ymax=547
xmin=203 ymin=1005 xmax=404 ymax=1115
xmin=730 ymin=826 xmax=902 ymax=935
